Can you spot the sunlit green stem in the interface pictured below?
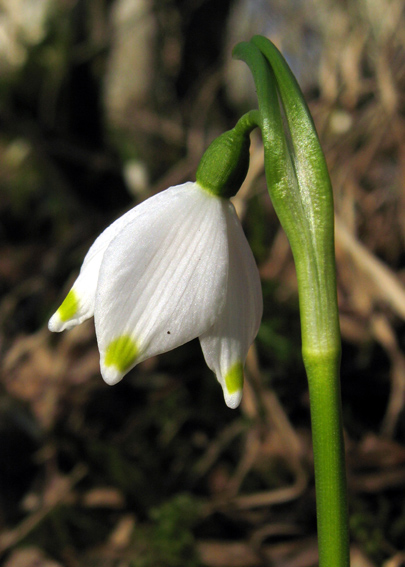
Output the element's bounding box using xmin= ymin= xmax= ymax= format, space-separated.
xmin=233 ymin=37 xmax=350 ymax=567
xmin=305 ymin=352 xmax=349 ymax=567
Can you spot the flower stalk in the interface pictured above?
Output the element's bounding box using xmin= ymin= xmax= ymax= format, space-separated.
xmin=233 ymin=37 xmax=350 ymax=566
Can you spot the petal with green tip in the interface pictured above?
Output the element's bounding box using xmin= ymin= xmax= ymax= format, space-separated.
xmin=48 ymin=203 xmax=150 ymax=332
xmin=48 ymin=184 xmax=200 ymax=333
xmin=103 ymin=335 xmax=140 ymax=384
xmin=96 ymin=182 xmax=229 ymax=385
xmin=200 ymin=201 xmax=262 ymax=409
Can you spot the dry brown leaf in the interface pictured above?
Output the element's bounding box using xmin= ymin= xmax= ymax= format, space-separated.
xmin=352 ymin=434 xmax=405 ymax=469
xmin=2 ymin=320 xmax=101 ymax=428
xmin=83 ymin=487 xmax=125 ymax=509
xmin=351 ymin=545 xmax=377 ymax=567
xmin=0 ymin=465 xmax=86 ymax=555
xmin=198 ymin=537 xmax=319 ymax=567
xmin=108 ymin=514 xmax=136 ymax=549
xmin=2 ymin=330 xmax=63 ymax=429
xmin=335 ymin=217 xmax=405 ymax=320
xmin=371 ymin=314 xmax=405 ymax=436
xmin=197 ymin=540 xmax=262 ymax=567
xmin=3 ymin=547 xmax=62 ymax=567
xmin=383 ymin=553 xmax=405 ymax=567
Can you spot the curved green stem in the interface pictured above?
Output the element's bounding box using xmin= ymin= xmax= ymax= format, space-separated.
xmin=233 ymin=38 xmax=350 ymax=567
xmin=234 ymin=109 xmax=261 ymax=136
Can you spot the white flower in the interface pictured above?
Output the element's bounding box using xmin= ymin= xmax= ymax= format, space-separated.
xmin=49 ymin=182 xmax=262 ymax=408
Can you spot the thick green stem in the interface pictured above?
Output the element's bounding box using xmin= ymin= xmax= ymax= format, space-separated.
xmin=233 ymin=37 xmax=350 ymax=566
xmin=304 ymin=351 xmax=350 ymax=567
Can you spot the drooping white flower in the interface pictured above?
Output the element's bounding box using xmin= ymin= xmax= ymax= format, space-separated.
xmin=48 ymin=181 xmax=262 ymax=408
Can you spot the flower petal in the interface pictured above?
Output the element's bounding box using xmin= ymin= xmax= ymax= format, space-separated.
xmin=48 ymin=184 xmax=197 ymax=333
xmin=48 ymin=203 xmax=151 ymax=332
xmin=199 ymin=201 xmax=262 ymax=408
xmin=95 ymin=182 xmax=229 ymax=385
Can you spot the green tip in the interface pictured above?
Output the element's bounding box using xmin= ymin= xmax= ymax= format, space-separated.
xmin=57 ymin=289 xmax=79 ymax=322
xmin=224 ymin=362 xmax=244 ymax=394
xmin=105 ymin=335 xmax=139 ymax=373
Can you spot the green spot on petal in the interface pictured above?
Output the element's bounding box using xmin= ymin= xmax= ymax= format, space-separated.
xmin=58 ymin=289 xmax=79 ymax=322
xmin=224 ymin=362 xmax=244 ymax=394
xmin=105 ymin=335 xmax=139 ymax=373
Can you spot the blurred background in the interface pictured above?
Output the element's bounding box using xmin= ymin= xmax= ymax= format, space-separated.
xmin=1 ymin=0 xmax=405 ymax=565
